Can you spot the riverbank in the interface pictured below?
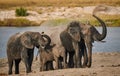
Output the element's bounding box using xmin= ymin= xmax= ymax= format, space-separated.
xmin=0 ymin=52 xmax=120 ymax=76
xmin=0 ymin=5 xmax=120 ymax=27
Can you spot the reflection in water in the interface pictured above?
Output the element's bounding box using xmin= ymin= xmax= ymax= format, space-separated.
xmin=0 ymin=27 xmax=120 ymax=58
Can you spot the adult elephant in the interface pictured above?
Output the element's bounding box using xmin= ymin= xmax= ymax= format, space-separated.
xmin=60 ymin=21 xmax=83 ymax=68
xmin=80 ymin=14 xmax=107 ymax=67
xmin=6 ymin=31 xmax=49 ymax=75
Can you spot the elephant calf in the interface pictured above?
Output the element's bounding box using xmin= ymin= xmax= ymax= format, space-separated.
xmin=36 ymin=32 xmax=67 ymax=71
xmin=39 ymin=44 xmax=55 ymax=71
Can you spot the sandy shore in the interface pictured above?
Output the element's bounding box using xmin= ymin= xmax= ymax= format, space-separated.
xmin=0 ymin=52 xmax=120 ymax=76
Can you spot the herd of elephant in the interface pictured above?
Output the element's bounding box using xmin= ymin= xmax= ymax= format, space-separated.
xmin=6 ymin=14 xmax=107 ymax=75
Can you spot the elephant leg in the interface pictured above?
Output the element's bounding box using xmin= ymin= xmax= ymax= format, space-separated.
xmin=74 ymin=51 xmax=80 ymax=68
xmin=79 ymin=50 xmax=82 ymax=68
xmin=62 ymin=50 xmax=67 ymax=69
xmin=82 ymin=47 xmax=88 ymax=67
xmin=73 ymin=42 xmax=80 ymax=68
xmin=54 ymin=56 xmax=59 ymax=69
xmin=58 ymin=57 xmax=63 ymax=69
xmin=39 ymin=60 xmax=43 ymax=71
xmin=50 ymin=62 xmax=54 ymax=70
xmin=41 ymin=59 xmax=46 ymax=71
xmin=73 ymin=54 xmax=76 ymax=68
xmin=46 ymin=62 xmax=49 ymax=71
xmin=86 ymin=43 xmax=92 ymax=68
xmin=8 ymin=59 xmax=13 ymax=75
xmin=68 ymin=51 xmax=74 ymax=68
xmin=39 ymin=55 xmax=45 ymax=71
xmin=46 ymin=61 xmax=53 ymax=70
xmin=15 ymin=59 xmax=21 ymax=74
xmin=21 ymin=50 xmax=30 ymax=73
xmin=43 ymin=62 xmax=46 ymax=71
xmin=28 ymin=49 xmax=34 ymax=72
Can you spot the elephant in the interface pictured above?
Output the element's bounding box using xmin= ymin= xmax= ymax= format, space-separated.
xmin=38 ymin=33 xmax=55 ymax=71
xmin=60 ymin=21 xmax=83 ymax=68
xmin=6 ymin=31 xmax=49 ymax=75
xmin=38 ymin=46 xmax=55 ymax=71
xmin=36 ymin=32 xmax=66 ymax=70
xmin=79 ymin=14 xmax=107 ymax=67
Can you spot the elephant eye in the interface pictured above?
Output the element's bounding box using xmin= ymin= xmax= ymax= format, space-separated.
xmin=70 ymin=29 xmax=76 ymax=34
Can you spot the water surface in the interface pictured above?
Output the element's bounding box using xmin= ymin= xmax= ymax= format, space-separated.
xmin=0 ymin=26 xmax=120 ymax=58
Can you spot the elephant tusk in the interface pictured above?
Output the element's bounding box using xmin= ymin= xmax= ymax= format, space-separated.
xmin=96 ymin=40 xmax=106 ymax=43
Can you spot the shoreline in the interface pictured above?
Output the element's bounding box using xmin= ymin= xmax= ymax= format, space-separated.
xmin=0 ymin=52 xmax=120 ymax=76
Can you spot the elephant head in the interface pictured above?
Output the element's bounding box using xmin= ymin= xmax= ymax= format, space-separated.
xmin=35 ymin=32 xmax=55 ymax=61
xmin=20 ymin=31 xmax=48 ymax=49
xmin=66 ymin=21 xmax=81 ymax=42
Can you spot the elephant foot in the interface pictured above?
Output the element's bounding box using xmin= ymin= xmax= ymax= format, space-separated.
xmin=55 ymin=66 xmax=58 ymax=70
xmin=82 ymin=64 xmax=88 ymax=68
xmin=87 ymin=64 xmax=91 ymax=68
xmin=81 ymin=65 xmax=87 ymax=68
xmin=8 ymin=71 xmax=12 ymax=75
xmin=26 ymin=69 xmax=31 ymax=73
xmin=15 ymin=71 xmax=19 ymax=74
xmin=63 ymin=63 xmax=67 ymax=69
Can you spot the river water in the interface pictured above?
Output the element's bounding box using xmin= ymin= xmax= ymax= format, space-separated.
xmin=0 ymin=26 xmax=120 ymax=58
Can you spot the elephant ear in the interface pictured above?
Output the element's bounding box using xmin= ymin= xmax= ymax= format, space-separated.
xmin=21 ymin=33 xmax=34 ymax=49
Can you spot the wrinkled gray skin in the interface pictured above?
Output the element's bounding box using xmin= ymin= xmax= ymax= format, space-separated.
xmin=48 ymin=28 xmax=67 ymax=69
xmin=60 ymin=21 xmax=82 ymax=68
xmin=38 ymin=33 xmax=55 ymax=71
xmin=80 ymin=14 xmax=107 ymax=67
xmin=60 ymin=14 xmax=107 ymax=68
xmin=39 ymin=45 xmax=55 ymax=71
xmin=36 ymin=32 xmax=65 ymax=70
xmin=7 ymin=31 xmax=48 ymax=75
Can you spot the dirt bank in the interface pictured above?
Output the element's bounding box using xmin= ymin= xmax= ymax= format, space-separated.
xmin=0 ymin=52 xmax=120 ymax=76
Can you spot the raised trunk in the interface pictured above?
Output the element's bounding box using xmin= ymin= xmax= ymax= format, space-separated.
xmin=41 ymin=34 xmax=51 ymax=48
xmin=93 ymin=14 xmax=107 ymax=41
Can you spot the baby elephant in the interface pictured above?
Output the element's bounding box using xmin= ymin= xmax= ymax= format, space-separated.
xmin=39 ymin=44 xmax=55 ymax=71
xmin=36 ymin=33 xmax=56 ymax=71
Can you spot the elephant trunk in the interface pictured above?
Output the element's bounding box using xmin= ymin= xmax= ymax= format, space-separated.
xmin=93 ymin=14 xmax=107 ymax=41
xmin=42 ymin=34 xmax=51 ymax=47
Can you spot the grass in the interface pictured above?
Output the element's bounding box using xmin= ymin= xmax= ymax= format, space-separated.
xmin=0 ymin=0 xmax=120 ymax=9
xmin=0 ymin=14 xmax=119 ymax=27
xmin=0 ymin=18 xmax=40 ymax=27
xmin=44 ymin=14 xmax=120 ymax=27
xmin=91 ymin=14 xmax=120 ymax=27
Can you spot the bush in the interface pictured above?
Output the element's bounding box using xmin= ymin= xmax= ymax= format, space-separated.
xmin=15 ymin=7 xmax=28 ymax=16
xmin=0 ymin=18 xmax=39 ymax=27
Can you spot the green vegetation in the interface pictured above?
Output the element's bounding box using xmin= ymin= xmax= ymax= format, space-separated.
xmin=0 ymin=18 xmax=39 ymax=27
xmin=0 ymin=0 xmax=120 ymax=9
xmin=15 ymin=7 xmax=28 ymax=16
xmin=48 ymin=18 xmax=71 ymax=26
xmin=0 ymin=14 xmax=119 ymax=27
xmin=44 ymin=14 xmax=120 ymax=27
